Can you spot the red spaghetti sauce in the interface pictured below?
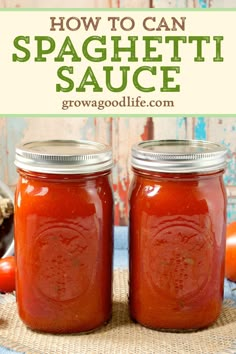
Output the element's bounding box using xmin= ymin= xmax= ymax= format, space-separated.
xmin=129 ymin=140 xmax=227 ymax=330
xmin=14 ymin=140 xmax=113 ymax=333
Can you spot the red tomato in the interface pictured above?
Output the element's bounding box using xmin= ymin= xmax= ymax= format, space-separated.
xmin=0 ymin=256 xmax=16 ymax=293
xmin=225 ymin=222 xmax=236 ymax=282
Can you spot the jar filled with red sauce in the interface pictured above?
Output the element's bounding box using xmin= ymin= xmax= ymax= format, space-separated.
xmin=14 ymin=140 xmax=113 ymax=333
xmin=129 ymin=139 xmax=227 ymax=331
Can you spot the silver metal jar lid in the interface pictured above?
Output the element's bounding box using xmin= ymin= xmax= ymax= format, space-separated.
xmin=15 ymin=140 xmax=113 ymax=174
xmin=131 ymin=139 xmax=227 ymax=173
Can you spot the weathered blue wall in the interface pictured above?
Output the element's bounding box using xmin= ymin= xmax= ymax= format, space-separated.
xmin=0 ymin=117 xmax=235 ymax=225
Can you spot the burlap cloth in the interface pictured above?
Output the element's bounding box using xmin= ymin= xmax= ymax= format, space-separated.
xmin=0 ymin=270 xmax=236 ymax=354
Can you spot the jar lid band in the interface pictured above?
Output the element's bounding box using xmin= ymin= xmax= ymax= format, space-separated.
xmin=131 ymin=139 xmax=227 ymax=173
xmin=15 ymin=140 xmax=113 ymax=174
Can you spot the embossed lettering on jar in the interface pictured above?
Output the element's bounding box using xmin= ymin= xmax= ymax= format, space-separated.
xmin=14 ymin=140 xmax=113 ymax=333
xmin=129 ymin=139 xmax=227 ymax=330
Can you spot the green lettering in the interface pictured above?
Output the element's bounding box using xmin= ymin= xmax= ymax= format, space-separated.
xmin=133 ymin=66 xmax=156 ymax=92
xmin=55 ymin=36 xmax=81 ymax=62
xmin=165 ymin=36 xmax=187 ymax=62
xmin=56 ymin=66 xmax=74 ymax=92
xmin=188 ymin=36 xmax=210 ymax=62
xmin=161 ymin=66 xmax=180 ymax=92
xmin=213 ymin=36 xmax=224 ymax=62
xmin=104 ymin=66 xmax=129 ymax=92
xmin=35 ymin=36 xmax=55 ymax=62
xmin=111 ymin=36 xmax=138 ymax=62
xmin=143 ymin=36 xmax=162 ymax=62
xmin=76 ymin=67 xmax=102 ymax=92
xmin=82 ymin=36 xmax=106 ymax=62
xmin=12 ymin=36 xmax=30 ymax=62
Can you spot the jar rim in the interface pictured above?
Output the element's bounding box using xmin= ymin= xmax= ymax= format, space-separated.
xmin=131 ymin=139 xmax=227 ymax=173
xmin=15 ymin=140 xmax=113 ymax=174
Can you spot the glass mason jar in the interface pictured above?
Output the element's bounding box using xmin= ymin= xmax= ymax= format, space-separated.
xmin=14 ymin=140 xmax=113 ymax=333
xmin=129 ymin=139 xmax=227 ymax=331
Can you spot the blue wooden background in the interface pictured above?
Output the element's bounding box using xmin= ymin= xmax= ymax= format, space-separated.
xmin=0 ymin=117 xmax=235 ymax=225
